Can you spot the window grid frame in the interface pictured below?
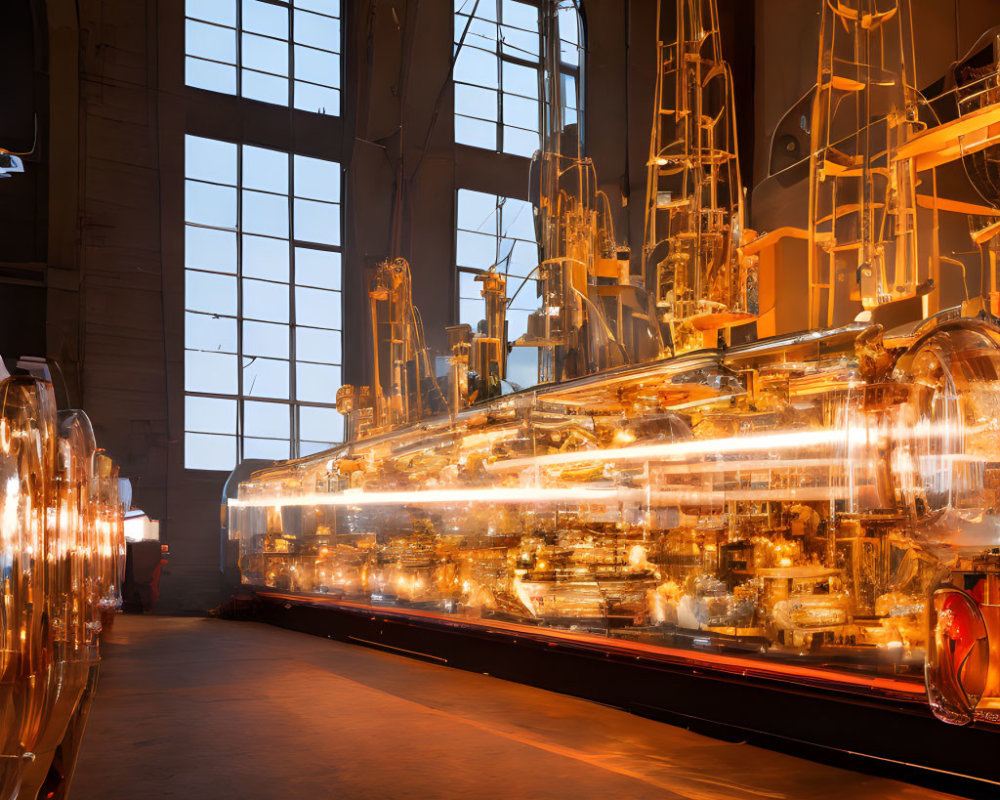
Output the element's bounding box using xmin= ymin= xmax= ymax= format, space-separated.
xmin=185 ymin=0 xmax=343 ymax=115
xmin=453 ymin=0 xmax=584 ymax=155
xmin=454 ymin=189 xmax=540 ymax=343
xmin=184 ymin=135 xmax=345 ymax=471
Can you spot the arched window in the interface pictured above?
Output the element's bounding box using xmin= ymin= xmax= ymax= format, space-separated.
xmin=453 ymin=0 xmax=584 ymax=156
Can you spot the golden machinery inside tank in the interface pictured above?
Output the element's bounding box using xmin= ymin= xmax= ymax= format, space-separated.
xmin=229 ymin=0 xmax=1000 ymax=730
xmin=0 ymin=366 xmax=126 ymax=800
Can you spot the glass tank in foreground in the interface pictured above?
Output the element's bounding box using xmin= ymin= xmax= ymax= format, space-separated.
xmin=0 ymin=366 xmax=126 ymax=800
xmin=229 ymin=0 xmax=1000 ymax=727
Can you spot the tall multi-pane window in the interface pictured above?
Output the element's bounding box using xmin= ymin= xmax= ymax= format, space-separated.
xmin=453 ymin=0 xmax=582 ymax=156
xmin=185 ymin=0 xmax=342 ymax=115
xmin=455 ymin=189 xmax=538 ymax=387
xmin=184 ymin=135 xmax=343 ymax=470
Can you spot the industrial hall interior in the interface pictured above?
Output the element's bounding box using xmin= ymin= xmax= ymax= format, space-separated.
xmin=7 ymin=0 xmax=1000 ymax=798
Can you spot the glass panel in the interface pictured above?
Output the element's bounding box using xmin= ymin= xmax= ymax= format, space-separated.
xmin=508 ymin=297 xmax=537 ymax=327
xmin=455 ymin=115 xmax=496 ymax=150
xmin=296 ymin=362 xmax=341 ymax=402
xmin=293 ymin=10 xmax=339 ymax=51
xmin=293 ymin=198 xmax=339 ymax=245
xmin=456 ymin=0 xmax=497 ymax=22
xmin=294 ymin=155 xmax=340 ymax=202
xmin=500 ymin=25 xmax=538 ymax=59
xmin=294 ymin=247 xmax=341 ymax=290
xmin=503 ymin=339 xmax=535 ymax=386
xmin=186 ymin=0 xmax=237 ymax=27
xmin=508 ymin=286 xmax=536 ymax=311
xmin=243 ymin=189 xmax=289 ymax=238
xmin=298 ymin=405 xmax=343 ymax=442
xmin=457 ymin=189 xmax=499 ymax=231
xmin=502 ymin=125 xmax=539 ymax=158
xmin=243 ymin=235 xmax=290 ymax=282
xmin=243 ymin=278 xmax=289 ymax=323
xmin=296 ymin=325 xmax=341 ymax=365
xmin=185 ymin=350 xmax=238 ymax=394
xmin=242 ymin=32 xmax=289 ymax=77
xmin=295 ymin=0 xmax=340 ymax=16
xmin=186 ymin=57 xmax=238 ymax=95
xmin=501 ymin=61 xmax=538 ymax=99
xmin=455 ymin=83 xmax=498 ymax=122
xmin=506 ymin=238 xmax=539 ymax=275
xmin=459 ymin=297 xmax=483 ymax=329
xmin=561 ymin=73 xmax=578 ymax=115
xmin=294 ymin=82 xmax=339 ymax=115
xmin=294 ymin=286 xmax=340 ymax=329
xmin=500 ymin=198 xmax=534 ymax=239
xmin=461 ymin=17 xmax=500 ymax=55
xmin=186 ymin=135 xmax=237 ymax=185
xmin=502 ymin=0 xmax=537 ymax=31
xmin=243 ymin=320 xmax=290 ymax=359
xmin=185 ymin=311 xmax=237 ymax=354
xmin=186 ymin=226 xmax=237 ymax=273
xmin=294 ymin=45 xmax=339 ymax=88
xmin=242 ymin=0 xmax=288 ymax=38
xmin=186 ymin=270 xmax=237 ymax=316
xmin=185 ymin=395 xmax=237 ymax=435
xmin=505 ymin=305 xmax=532 ymax=336
xmin=243 ymin=146 xmax=288 ymax=194
xmin=242 ymin=69 xmax=289 ymax=105
xmin=458 ymin=269 xmax=481 ymax=301
xmin=244 ymin=400 xmax=290 ymax=439
xmin=457 ymin=229 xmax=499 ymax=270
xmin=184 ymin=432 xmax=236 ymax=470
xmin=186 ymin=180 xmax=237 ymax=228
xmin=503 ymin=93 xmax=537 ymax=131
xmin=243 ymin=436 xmax=291 ymax=460
xmin=242 ymin=356 xmax=289 ymax=399
xmin=186 ymin=19 xmax=237 ymax=64
xmin=558 ymin=4 xmax=580 ymax=47
xmin=455 ymin=46 xmax=498 ymax=90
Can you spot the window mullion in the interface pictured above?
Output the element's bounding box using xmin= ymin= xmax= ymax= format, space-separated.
xmin=495 ymin=6 xmax=502 ymax=152
xmin=235 ymin=0 xmax=243 ymax=97
xmin=289 ymin=151 xmax=298 ymax=459
xmin=236 ymin=143 xmax=245 ymax=464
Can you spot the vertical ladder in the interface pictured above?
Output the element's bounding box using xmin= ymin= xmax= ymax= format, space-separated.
xmin=808 ymin=0 xmax=920 ymax=328
xmin=641 ymin=0 xmax=751 ymax=354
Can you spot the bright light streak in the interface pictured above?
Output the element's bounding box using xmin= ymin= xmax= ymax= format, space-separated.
xmin=229 ymin=421 xmax=964 ymax=511
xmin=485 ymin=428 xmax=853 ymax=472
xmin=229 ymin=484 xmax=848 ymax=510
xmin=651 ymin=457 xmax=838 ymax=475
xmin=231 ymin=486 xmax=643 ymax=509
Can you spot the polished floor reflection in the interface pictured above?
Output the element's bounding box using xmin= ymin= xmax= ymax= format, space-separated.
xmin=72 ymin=616 xmax=957 ymax=800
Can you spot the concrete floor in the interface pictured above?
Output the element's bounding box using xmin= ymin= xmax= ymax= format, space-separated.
xmin=71 ymin=616 xmax=958 ymax=800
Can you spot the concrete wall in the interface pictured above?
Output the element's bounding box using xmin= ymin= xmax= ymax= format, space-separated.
xmin=752 ymin=0 xmax=1000 ymax=188
xmin=2 ymin=0 xmax=997 ymax=611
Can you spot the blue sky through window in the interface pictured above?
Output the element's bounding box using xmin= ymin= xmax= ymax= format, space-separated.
xmin=186 ymin=0 xmax=342 ymax=115
xmin=453 ymin=0 xmax=582 ymax=156
xmin=184 ymin=134 xmax=345 ymax=470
